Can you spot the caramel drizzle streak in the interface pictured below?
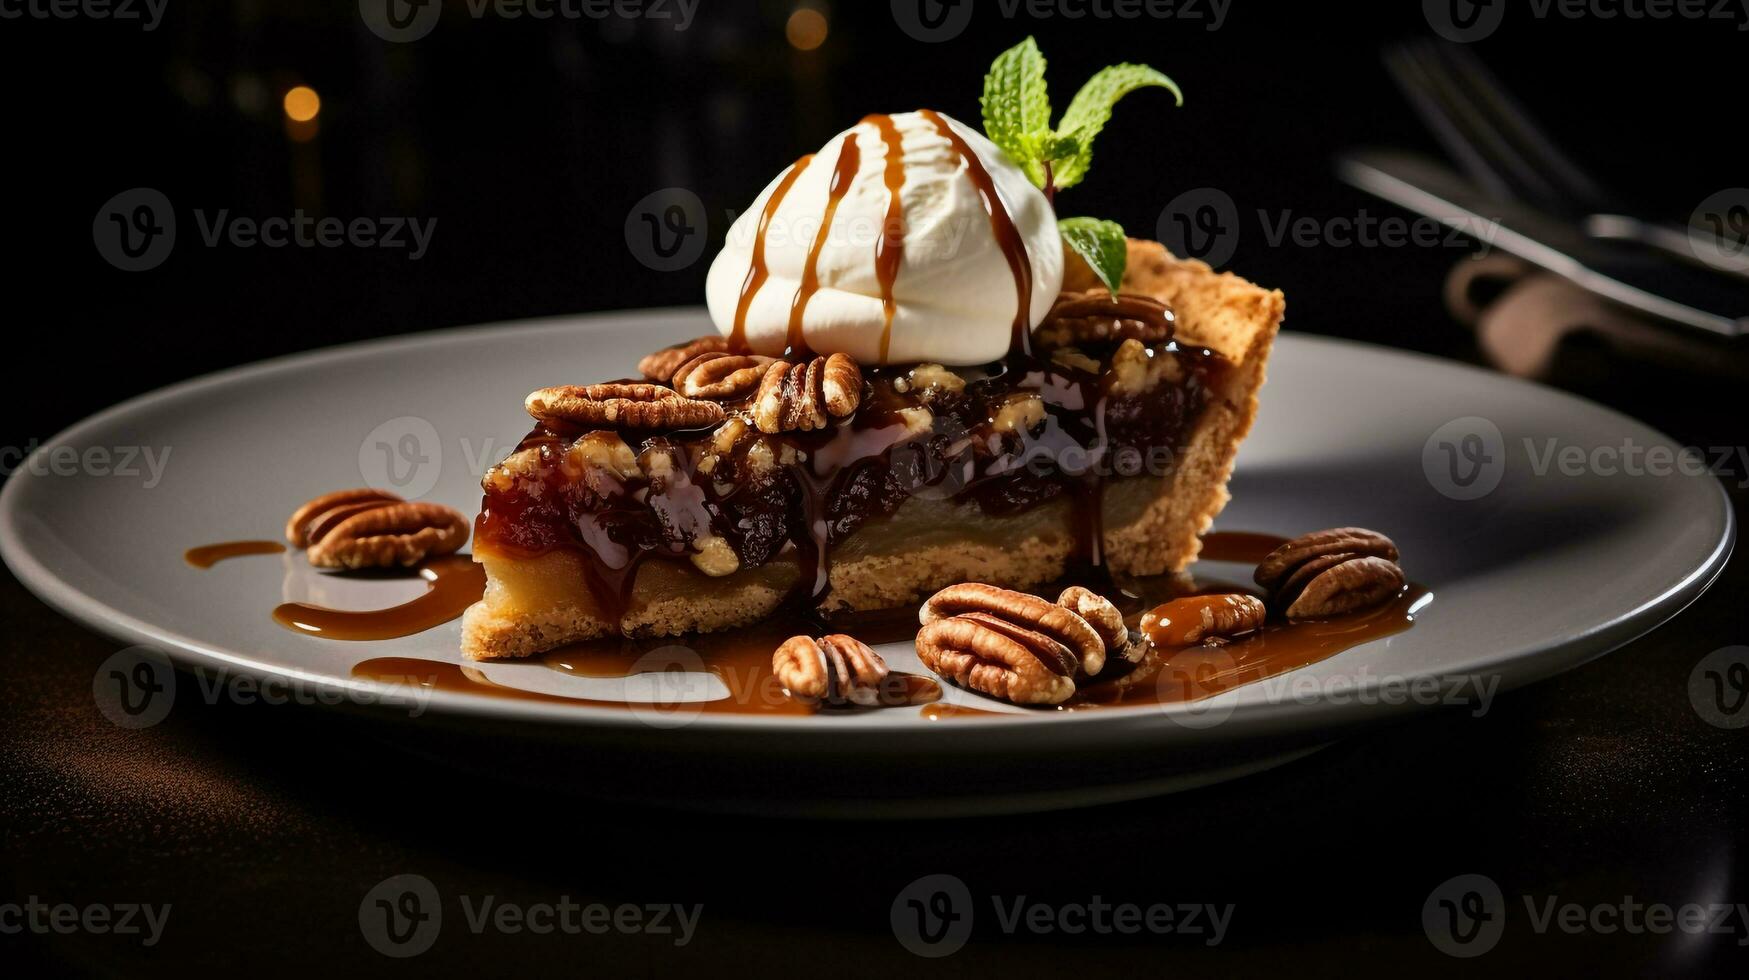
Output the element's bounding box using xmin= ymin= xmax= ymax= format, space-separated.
xmin=864 ymin=114 xmax=908 ymax=363
xmin=732 ymin=155 xmax=813 ymax=353
xmin=920 ymin=109 xmax=1034 ymax=357
xmin=786 ymin=133 xmax=863 ymax=358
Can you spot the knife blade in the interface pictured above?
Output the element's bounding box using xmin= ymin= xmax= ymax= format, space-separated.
xmin=1336 ymin=150 xmax=1748 ymax=338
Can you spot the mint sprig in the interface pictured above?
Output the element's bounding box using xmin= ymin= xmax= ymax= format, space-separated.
xmin=979 ymin=38 xmax=1182 ymax=196
xmin=979 ymin=38 xmax=1181 ymax=292
xmin=1058 ymin=217 xmax=1128 ymax=295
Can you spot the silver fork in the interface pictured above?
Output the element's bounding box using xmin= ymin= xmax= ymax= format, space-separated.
xmin=1384 ymin=38 xmax=1749 ymax=278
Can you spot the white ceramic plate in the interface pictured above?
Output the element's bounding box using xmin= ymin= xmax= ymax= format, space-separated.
xmin=0 ymin=311 xmax=1733 ymax=814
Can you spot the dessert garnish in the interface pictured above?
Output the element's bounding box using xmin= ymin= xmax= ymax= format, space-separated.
xmin=771 ymin=633 xmax=941 ymax=710
xmin=979 ymin=36 xmax=1181 ymax=297
xmin=1253 ymin=527 xmax=1405 ymax=620
xmin=463 ymin=39 xmax=1285 ymax=661
xmin=284 ymin=489 xmax=469 ymax=569
xmin=1139 ymin=593 xmax=1268 ymax=648
xmin=915 ymin=582 xmax=1126 ymax=705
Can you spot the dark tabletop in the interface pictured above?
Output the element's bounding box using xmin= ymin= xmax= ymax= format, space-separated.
xmin=3 ymin=4 xmax=1747 ymax=977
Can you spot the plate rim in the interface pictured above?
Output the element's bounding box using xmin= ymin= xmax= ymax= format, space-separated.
xmin=0 ymin=310 xmax=1735 ymax=735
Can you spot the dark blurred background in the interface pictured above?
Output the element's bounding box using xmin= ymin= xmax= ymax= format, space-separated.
xmin=2 ymin=0 xmax=1745 ymax=450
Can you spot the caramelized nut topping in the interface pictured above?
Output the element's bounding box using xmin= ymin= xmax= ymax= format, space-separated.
xmin=1058 ymin=585 xmax=1137 ymax=665
xmin=671 ymin=351 xmax=778 ymax=400
xmin=638 ymin=336 xmax=729 ymax=382
xmin=751 ymin=353 xmax=863 ymax=434
xmin=916 ymin=582 xmax=1120 ymax=704
xmin=1253 ymin=527 xmax=1405 ymax=620
xmin=1140 ymin=593 xmax=1267 ymax=648
xmin=304 ymin=501 xmax=470 ymax=570
xmin=1033 ymin=290 xmax=1175 ymax=351
xmin=285 ymin=488 xmax=402 ymax=547
xmin=525 ymin=383 xmax=726 ymax=429
xmin=1282 ymin=555 xmax=1405 ymax=620
xmin=773 ymin=633 xmax=899 ymax=709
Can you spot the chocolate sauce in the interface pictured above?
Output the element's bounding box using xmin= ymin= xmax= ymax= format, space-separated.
xmin=786 ymin=134 xmax=862 ymax=357
xmin=865 ymin=113 xmax=908 ymax=363
xmin=920 ymin=108 xmax=1034 ymax=356
xmin=272 ymin=555 xmax=485 ymax=640
xmin=184 ymin=540 xmax=286 ymax=568
xmin=731 ymin=155 xmax=812 ymax=352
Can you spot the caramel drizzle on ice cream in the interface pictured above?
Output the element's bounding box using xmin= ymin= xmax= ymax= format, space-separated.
xmin=732 ymin=155 xmax=813 ymax=353
xmin=920 ymin=108 xmax=1034 ymax=357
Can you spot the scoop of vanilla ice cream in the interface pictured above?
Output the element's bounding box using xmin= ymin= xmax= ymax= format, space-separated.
xmin=704 ymin=110 xmax=1062 ymax=366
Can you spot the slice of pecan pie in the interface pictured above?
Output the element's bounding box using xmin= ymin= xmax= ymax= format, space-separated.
xmin=462 ymin=238 xmax=1281 ymax=660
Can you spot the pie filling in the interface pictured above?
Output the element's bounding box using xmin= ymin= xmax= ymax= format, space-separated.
xmin=473 ymin=333 xmax=1231 ymax=627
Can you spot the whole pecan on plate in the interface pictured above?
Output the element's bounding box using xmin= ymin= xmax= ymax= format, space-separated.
xmin=772 ymin=633 xmax=928 ymax=710
xmin=1057 ymin=585 xmax=1141 ymax=666
xmin=525 ymin=382 xmax=725 ymax=429
xmin=286 ymin=489 xmax=469 ymax=569
xmin=915 ymin=583 xmax=1116 ymax=705
xmin=1254 ymin=527 xmax=1405 ymax=620
xmin=671 ymin=351 xmax=777 ymax=400
xmin=1140 ymin=593 xmax=1268 ymax=648
xmin=638 ymin=336 xmax=728 ymax=383
xmin=751 ymin=353 xmax=862 ymax=434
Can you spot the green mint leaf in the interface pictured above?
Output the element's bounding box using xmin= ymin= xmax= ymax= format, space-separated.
xmin=1052 ymin=64 xmax=1183 ymax=190
xmin=1035 ymin=131 xmax=1082 ymax=166
xmin=1059 ymin=217 xmax=1128 ymax=295
xmin=980 ymin=37 xmax=1052 ymax=187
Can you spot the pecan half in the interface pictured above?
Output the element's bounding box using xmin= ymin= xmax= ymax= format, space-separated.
xmin=1057 ymin=586 xmax=1139 ymax=666
xmin=751 ymin=353 xmax=862 ymax=434
xmin=1253 ymin=527 xmax=1405 ymax=620
xmin=1140 ymin=593 xmax=1267 ymax=648
xmin=1033 ymin=290 xmax=1175 ymax=351
xmin=1281 ymin=556 xmax=1406 ymax=620
xmin=916 ymin=583 xmax=1113 ymax=704
xmin=638 ymin=336 xmax=728 ymax=382
xmin=771 ymin=633 xmax=931 ymax=709
xmin=671 ymin=351 xmax=777 ymax=400
xmin=1254 ymin=527 xmax=1400 ymax=592
xmin=304 ymin=501 xmax=470 ymax=569
xmin=285 ymin=488 xmax=402 ymax=547
xmin=525 ymin=383 xmax=725 ymax=429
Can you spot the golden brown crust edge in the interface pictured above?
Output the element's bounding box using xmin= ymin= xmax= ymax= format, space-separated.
xmin=461 ymin=240 xmax=1283 ymax=660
